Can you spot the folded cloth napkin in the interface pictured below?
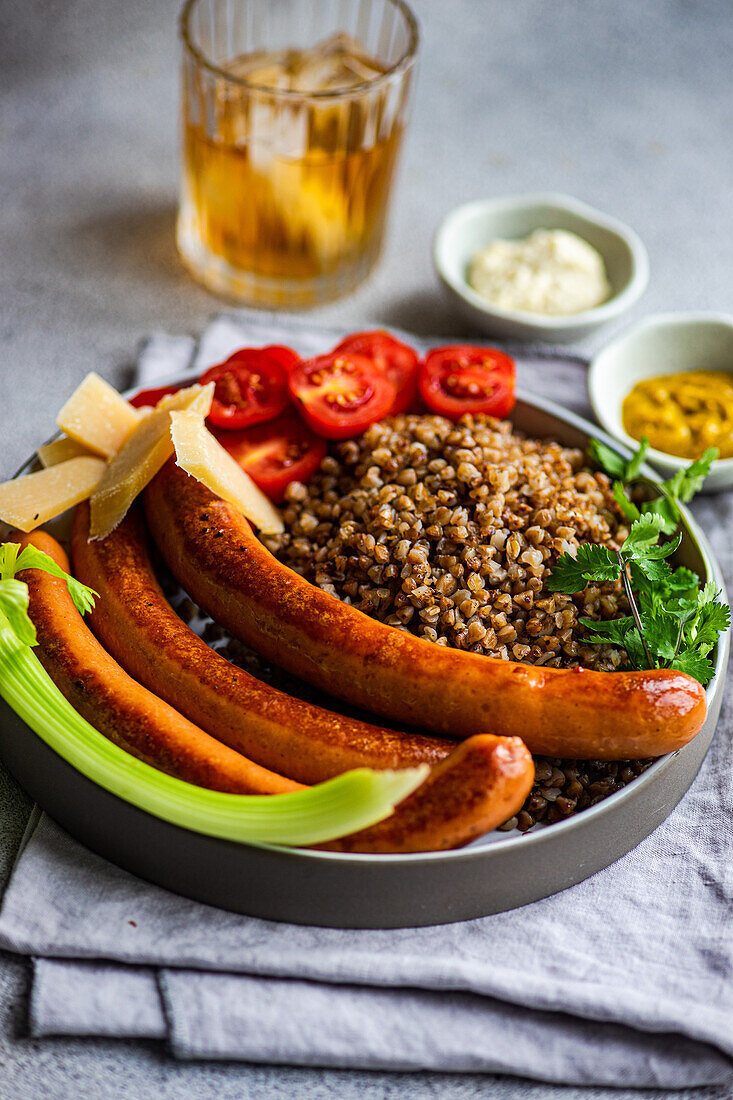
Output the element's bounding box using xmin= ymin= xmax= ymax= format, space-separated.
xmin=1 ymin=312 xmax=731 ymax=1086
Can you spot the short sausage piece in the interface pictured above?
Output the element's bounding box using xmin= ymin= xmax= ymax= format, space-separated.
xmin=19 ymin=530 xmax=303 ymax=795
xmin=145 ymin=460 xmax=708 ymax=760
xmin=71 ymin=503 xmax=452 ymax=785
xmin=320 ymin=735 xmax=534 ymax=854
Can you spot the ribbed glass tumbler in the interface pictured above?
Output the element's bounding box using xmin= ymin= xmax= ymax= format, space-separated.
xmin=178 ymin=0 xmax=418 ymax=308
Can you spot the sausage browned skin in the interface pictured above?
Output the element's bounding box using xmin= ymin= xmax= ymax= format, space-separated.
xmin=145 ymin=461 xmax=708 ymax=760
xmin=19 ymin=531 xmax=303 ymax=795
xmin=320 ymin=735 xmax=534 ymax=853
xmin=71 ymin=504 xmax=452 ymax=785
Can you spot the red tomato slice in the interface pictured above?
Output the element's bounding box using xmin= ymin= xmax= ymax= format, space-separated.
xmin=288 ymin=351 xmax=396 ymax=440
xmin=334 ymin=331 xmax=418 ymax=414
xmin=418 ymin=345 xmax=516 ymax=419
xmin=129 ymin=384 xmax=182 ymax=409
xmin=212 ymin=414 xmax=327 ymax=503
xmin=200 ymin=346 xmax=296 ymax=429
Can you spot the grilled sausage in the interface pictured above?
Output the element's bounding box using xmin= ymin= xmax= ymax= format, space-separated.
xmin=320 ymin=735 xmax=534 ymax=853
xmin=19 ymin=531 xmax=303 ymax=795
xmin=70 ymin=504 xmax=452 ymax=785
xmin=145 ymin=460 xmax=708 ymax=760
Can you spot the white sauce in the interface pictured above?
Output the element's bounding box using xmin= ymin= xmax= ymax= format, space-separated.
xmin=467 ymin=228 xmax=611 ymax=316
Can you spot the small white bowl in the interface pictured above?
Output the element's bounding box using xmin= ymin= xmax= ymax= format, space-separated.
xmin=588 ymin=312 xmax=733 ymax=492
xmin=432 ymin=193 xmax=649 ymax=343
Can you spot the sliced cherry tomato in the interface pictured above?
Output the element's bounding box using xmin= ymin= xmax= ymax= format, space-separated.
xmin=258 ymin=345 xmax=301 ymax=373
xmin=287 ymin=351 xmax=396 ymax=440
xmin=212 ymin=413 xmax=327 ymax=503
xmin=200 ymin=345 xmax=296 ymax=430
xmin=417 ymin=345 xmax=516 ymax=419
xmin=129 ymin=384 xmax=182 ymax=408
xmin=333 ymin=330 xmax=418 ymax=414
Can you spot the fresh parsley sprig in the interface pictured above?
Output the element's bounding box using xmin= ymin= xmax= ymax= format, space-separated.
xmin=587 ymin=436 xmax=718 ymax=534
xmin=547 ymin=439 xmax=729 ymax=686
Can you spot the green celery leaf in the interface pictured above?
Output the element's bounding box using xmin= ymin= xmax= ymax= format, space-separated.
xmin=0 ymin=579 xmax=37 ymax=647
xmin=546 ymin=543 xmax=620 ymax=592
xmin=13 ymin=545 xmax=98 ymax=616
xmin=624 ymin=437 xmax=649 ymax=481
xmin=612 ymin=481 xmax=640 ymax=522
xmin=587 ymin=438 xmax=627 ymax=479
xmin=0 ymin=543 xmax=21 ymax=581
xmin=670 ymin=648 xmax=715 ymax=686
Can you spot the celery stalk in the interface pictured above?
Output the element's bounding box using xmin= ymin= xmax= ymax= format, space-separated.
xmin=0 ymin=614 xmax=427 ymax=847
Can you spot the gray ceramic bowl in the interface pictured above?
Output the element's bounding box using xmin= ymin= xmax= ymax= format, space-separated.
xmin=433 ymin=193 xmax=649 ymax=343
xmin=0 ymin=392 xmax=727 ymax=928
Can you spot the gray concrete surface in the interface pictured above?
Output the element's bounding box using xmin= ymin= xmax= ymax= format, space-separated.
xmin=1 ymin=0 xmax=732 ymax=1096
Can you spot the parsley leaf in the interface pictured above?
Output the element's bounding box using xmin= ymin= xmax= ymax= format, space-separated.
xmin=624 ymin=437 xmax=649 ymax=481
xmin=663 ymin=449 xmax=718 ymax=504
xmin=612 ymin=481 xmax=640 ymax=522
xmin=622 ymin=627 xmax=647 ymax=668
xmin=560 ymin=436 xmax=730 ymax=685
xmin=665 ymin=566 xmax=699 ymax=595
xmin=670 ymin=649 xmax=716 ymax=685
xmin=587 ymin=438 xmax=627 ymax=480
xmin=579 ymin=615 xmax=635 ymax=648
xmin=640 ymin=496 xmax=680 ymax=535
xmin=640 ymin=603 xmax=680 ymax=661
xmin=688 ymin=599 xmax=731 ymax=648
xmin=546 ymin=543 xmax=619 ymax=592
xmin=622 ymin=514 xmax=667 ymax=554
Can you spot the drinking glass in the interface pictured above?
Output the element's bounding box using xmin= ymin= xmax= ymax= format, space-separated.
xmin=178 ymin=0 xmax=419 ymax=308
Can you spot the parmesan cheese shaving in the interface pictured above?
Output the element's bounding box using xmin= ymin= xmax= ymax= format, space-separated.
xmin=56 ymin=373 xmax=141 ymax=458
xmin=0 ymin=457 xmax=107 ymax=532
xmin=37 ymin=435 xmax=93 ymax=468
xmin=170 ymin=411 xmax=284 ymax=535
xmin=89 ymin=383 xmax=214 ymax=540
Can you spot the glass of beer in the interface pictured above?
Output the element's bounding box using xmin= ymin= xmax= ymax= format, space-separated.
xmin=178 ymin=0 xmax=419 ymax=308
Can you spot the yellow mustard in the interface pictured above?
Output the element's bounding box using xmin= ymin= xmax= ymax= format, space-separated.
xmin=622 ymin=370 xmax=733 ymax=459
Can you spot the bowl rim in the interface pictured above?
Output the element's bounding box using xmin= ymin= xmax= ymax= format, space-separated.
xmin=432 ymin=191 xmax=650 ymax=330
xmin=7 ymin=382 xmax=726 ymax=869
xmin=588 ymin=310 xmax=733 ymax=473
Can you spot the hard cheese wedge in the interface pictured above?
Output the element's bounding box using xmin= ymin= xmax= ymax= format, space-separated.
xmin=37 ymin=435 xmax=93 ymax=468
xmin=89 ymin=383 xmax=214 ymax=540
xmin=57 ymin=373 xmax=140 ymax=458
xmin=170 ymin=411 xmax=284 ymax=535
xmin=0 ymin=457 xmax=107 ymax=532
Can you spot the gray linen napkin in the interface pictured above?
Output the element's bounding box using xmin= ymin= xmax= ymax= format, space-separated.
xmin=1 ymin=312 xmax=731 ymax=1085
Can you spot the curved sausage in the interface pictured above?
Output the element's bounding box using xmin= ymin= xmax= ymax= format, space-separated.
xmin=320 ymin=735 xmax=534 ymax=854
xmin=18 ymin=531 xmax=303 ymax=795
xmin=145 ymin=460 xmax=708 ymax=760
xmin=70 ymin=504 xmax=452 ymax=785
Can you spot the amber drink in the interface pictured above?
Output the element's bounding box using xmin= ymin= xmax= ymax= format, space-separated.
xmin=178 ymin=0 xmax=418 ymax=308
